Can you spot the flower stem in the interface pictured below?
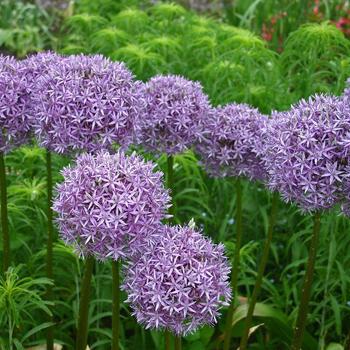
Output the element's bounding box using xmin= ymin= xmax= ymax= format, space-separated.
xmin=167 ymin=155 xmax=175 ymax=220
xmin=0 ymin=151 xmax=10 ymax=273
xmin=76 ymin=255 xmax=95 ymax=350
xmin=239 ymin=191 xmax=279 ymax=350
xmin=112 ymin=259 xmax=120 ymax=350
xmin=174 ymin=336 xmax=182 ymax=350
xmin=291 ymin=212 xmax=321 ymax=350
xmin=165 ymin=331 xmax=171 ymax=350
xmin=46 ymin=150 xmax=54 ymax=350
xmin=223 ymin=178 xmax=243 ymax=350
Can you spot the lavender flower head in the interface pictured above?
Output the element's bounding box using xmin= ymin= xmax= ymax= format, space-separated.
xmin=0 ymin=55 xmax=32 ymax=152
xmin=32 ymin=54 xmax=143 ymax=154
xmin=196 ymin=103 xmax=268 ymax=180
xmin=122 ymin=224 xmax=231 ymax=335
xmin=53 ymin=151 xmax=171 ymax=260
xmin=136 ymin=75 xmax=211 ymax=155
xmin=263 ymin=94 xmax=350 ymax=212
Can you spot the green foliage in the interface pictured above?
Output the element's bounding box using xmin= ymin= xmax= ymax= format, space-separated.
xmin=0 ymin=0 xmax=57 ymax=57
xmin=91 ymin=28 xmax=129 ymax=55
xmin=0 ymin=266 xmax=53 ymax=349
xmin=111 ymin=8 xmax=149 ymax=35
xmin=281 ymin=22 xmax=350 ymax=100
xmin=111 ymin=44 xmax=166 ymax=80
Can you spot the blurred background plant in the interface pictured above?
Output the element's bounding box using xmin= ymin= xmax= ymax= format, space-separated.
xmin=0 ymin=0 xmax=62 ymax=57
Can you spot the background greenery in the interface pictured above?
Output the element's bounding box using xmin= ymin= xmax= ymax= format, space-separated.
xmin=1 ymin=1 xmax=350 ymax=349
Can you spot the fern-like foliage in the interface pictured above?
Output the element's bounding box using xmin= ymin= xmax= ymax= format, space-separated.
xmin=111 ymin=8 xmax=149 ymax=35
xmin=148 ymin=3 xmax=187 ymax=21
xmin=201 ymin=46 xmax=283 ymax=112
xmin=142 ymin=35 xmax=182 ymax=73
xmin=281 ymin=21 xmax=350 ymax=100
xmin=111 ymin=44 xmax=166 ymax=80
xmin=90 ymin=27 xmax=129 ymax=55
xmin=64 ymin=13 xmax=107 ymax=37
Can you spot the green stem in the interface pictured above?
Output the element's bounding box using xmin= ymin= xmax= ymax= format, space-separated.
xmin=46 ymin=150 xmax=54 ymax=350
xmin=174 ymin=336 xmax=181 ymax=350
xmin=0 ymin=151 xmax=10 ymax=273
xmin=167 ymin=155 xmax=175 ymax=221
xmin=291 ymin=212 xmax=321 ymax=350
xmin=240 ymin=191 xmax=279 ymax=350
xmin=112 ymin=260 xmax=120 ymax=350
xmin=165 ymin=331 xmax=171 ymax=350
xmin=76 ymin=255 xmax=95 ymax=350
xmin=223 ymin=178 xmax=243 ymax=350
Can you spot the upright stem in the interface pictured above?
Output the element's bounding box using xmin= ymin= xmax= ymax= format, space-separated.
xmin=174 ymin=336 xmax=182 ymax=350
xmin=223 ymin=178 xmax=243 ymax=350
xmin=46 ymin=150 xmax=54 ymax=350
xmin=165 ymin=331 xmax=171 ymax=350
xmin=0 ymin=151 xmax=10 ymax=273
xmin=112 ymin=260 xmax=120 ymax=350
xmin=240 ymin=191 xmax=279 ymax=350
xmin=167 ymin=155 xmax=175 ymax=220
xmin=291 ymin=212 xmax=321 ymax=350
xmin=76 ymin=255 xmax=95 ymax=350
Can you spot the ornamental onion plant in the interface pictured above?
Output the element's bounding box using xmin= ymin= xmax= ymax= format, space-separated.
xmin=122 ymin=224 xmax=231 ymax=350
xmin=23 ymin=51 xmax=63 ymax=350
xmin=195 ymin=103 xmax=268 ymax=350
xmin=53 ymin=151 xmax=170 ymax=350
xmin=263 ymin=94 xmax=350 ymax=349
xmin=136 ymin=74 xmax=211 ymax=223
xmin=31 ymin=53 xmax=144 ymax=350
xmin=0 ymin=55 xmax=32 ymax=273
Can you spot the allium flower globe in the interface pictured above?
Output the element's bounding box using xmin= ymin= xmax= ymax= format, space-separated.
xmin=263 ymin=94 xmax=350 ymax=212
xmin=53 ymin=151 xmax=171 ymax=260
xmin=123 ymin=225 xmax=231 ymax=335
xmin=32 ymin=54 xmax=143 ymax=154
xmin=0 ymin=55 xmax=32 ymax=152
xmin=136 ymin=75 xmax=211 ymax=155
xmin=196 ymin=103 xmax=268 ymax=180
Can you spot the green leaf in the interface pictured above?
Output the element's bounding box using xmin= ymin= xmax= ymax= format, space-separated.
xmin=21 ymin=322 xmax=55 ymax=342
xmin=232 ymin=302 xmax=318 ymax=350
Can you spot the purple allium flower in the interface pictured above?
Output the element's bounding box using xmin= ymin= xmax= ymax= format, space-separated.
xmin=32 ymin=54 xmax=143 ymax=154
xmin=0 ymin=55 xmax=32 ymax=152
xmin=136 ymin=75 xmax=211 ymax=155
xmin=23 ymin=51 xmax=62 ymax=78
xmin=263 ymin=94 xmax=350 ymax=212
xmin=122 ymin=224 xmax=231 ymax=335
xmin=53 ymin=150 xmax=171 ymax=260
xmin=196 ymin=103 xmax=268 ymax=180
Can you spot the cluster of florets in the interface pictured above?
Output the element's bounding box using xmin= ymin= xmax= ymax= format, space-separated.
xmin=122 ymin=224 xmax=231 ymax=335
xmin=53 ymin=151 xmax=171 ymax=260
xmin=196 ymin=103 xmax=268 ymax=181
xmin=136 ymin=75 xmax=211 ymax=155
xmin=32 ymin=54 xmax=143 ymax=154
xmin=263 ymin=94 xmax=350 ymax=212
xmin=0 ymin=55 xmax=32 ymax=152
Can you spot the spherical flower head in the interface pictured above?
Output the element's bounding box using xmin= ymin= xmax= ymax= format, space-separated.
xmin=122 ymin=224 xmax=231 ymax=336
xmin=32 ymin=54 xmax=143 ymax=154
xmin=53 ymin=150 xmax=171 ymax=260
xmin=263 ymin=94 xmax=350 ymax=212
xmin=136 ymin=75 xmax=211 ymax=155
xmin=0 ymin=55 xmax=32 ymax=152
xmin=196 ymin=103 xmax=268 ymax=181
